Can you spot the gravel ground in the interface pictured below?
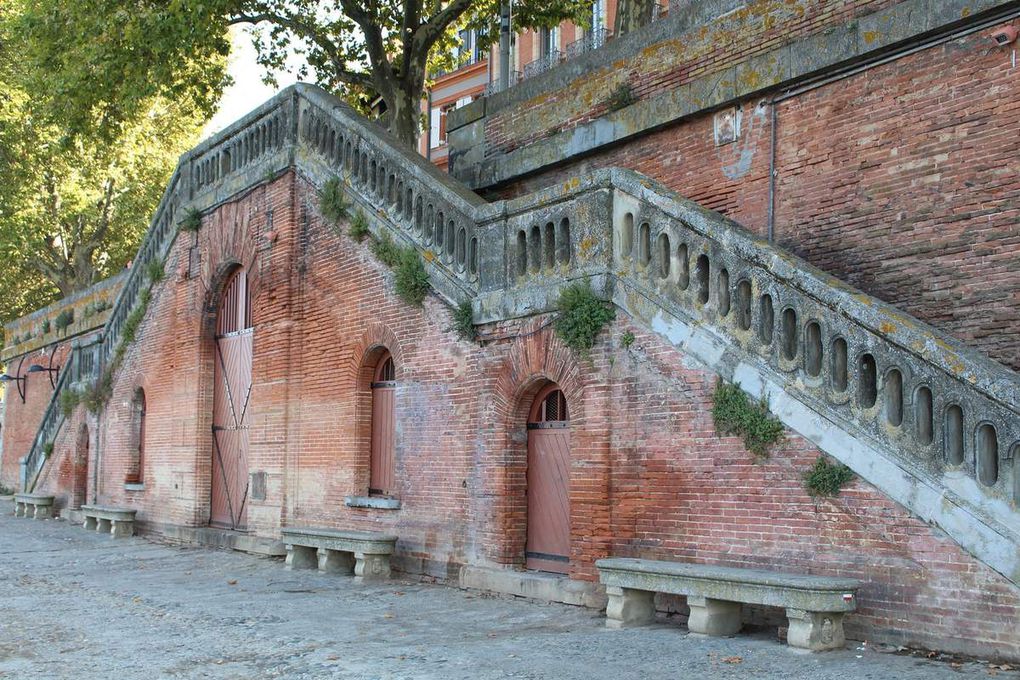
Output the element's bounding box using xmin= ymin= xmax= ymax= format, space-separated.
xmin=0 ymin=513 xmax=1012 ymax=679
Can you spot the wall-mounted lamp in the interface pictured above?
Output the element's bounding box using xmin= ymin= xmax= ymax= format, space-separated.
xmin=28 ymin=362 xmax=60 ymax=389
xmin=0 ymin=374 xmax=26 ymax=403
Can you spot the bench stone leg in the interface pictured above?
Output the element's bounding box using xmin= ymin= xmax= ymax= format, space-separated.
xmin=14 ymin=501 xmax=25 ymax=517
xmin=687 ymin=596 xmax=742 ymax=636
xmin=111 ymin=520 xmax=134 ymax=538
xmin=354 ymin=552 xmax=391 ymax=581
xmin=83 ymin=516 xmax=98 ymax=531
xmin=97 ymin=518 xmax=112 ymax=534
xmin=605 ymin=586 xmax=656 ymax=628
xmin=34 ymin=505 xmax=52 ymax=520
xmin=786 ymin=609 xmax=845 ymax=651
xmin=317 ymin=548 xmax=355 ymax=574
xmin=285 ymin=544 xmax=318 ymax=570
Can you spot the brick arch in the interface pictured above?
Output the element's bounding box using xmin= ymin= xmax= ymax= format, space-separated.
xmin=348 ymin=322 xmax=405 ymax=497
xmin=473 ymin=319 xmax=607 ymax=574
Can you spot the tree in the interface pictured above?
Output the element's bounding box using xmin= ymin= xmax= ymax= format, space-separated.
xmin=18 ymin=1 xmax=593 ymax=148
xmin=0 ymin=2 xmax=222 ymax=328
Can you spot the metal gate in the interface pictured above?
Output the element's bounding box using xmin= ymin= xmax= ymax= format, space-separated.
xmin=526 ymin=386 xmax=571 ymax=573
xmin=370 ymin=354 xmax=396 ymax=496
xmin=210 ymin=268 xmax=253 ymax=530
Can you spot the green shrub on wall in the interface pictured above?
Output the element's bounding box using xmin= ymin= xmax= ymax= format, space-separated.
xmin=349 ymin=211 xmax=370 ymax=242
xmin=804 ymin=456 xmax=854 ymax=497
xmin=452 ymin=301 xmax=476 ymax=341
xmin=319 ymin=177 xmax=349 ymax=224
xmin=54 ymin=309 xmax=74 ymax=333
xmin=394 ymin=248 xmax=430 ymax=306
xmin=711 ymin=379 xmax=785 ymax=459
xmin=180 ymin=208 xmax=202 ymax=233
xmin=555 ymin=282 xmax=616 ymax=354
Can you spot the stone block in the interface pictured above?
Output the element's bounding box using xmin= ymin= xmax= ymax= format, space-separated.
xmin=605 ymin=586 xmax=656 ymax=628
xmin=786 ymin=608 xmax=846 ymax=651
xmin=687 ymin=596 xmax=743 ymax=636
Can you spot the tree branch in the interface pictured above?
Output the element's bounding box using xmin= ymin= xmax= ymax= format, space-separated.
xmin=229 ymin=12 xmax=374 ymax=90
xmin=414 ymin=0 xmax=475 ymax=52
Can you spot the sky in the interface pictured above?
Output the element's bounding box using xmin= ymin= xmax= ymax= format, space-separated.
xmin=203 ymin=27 xmax=299 ymax=137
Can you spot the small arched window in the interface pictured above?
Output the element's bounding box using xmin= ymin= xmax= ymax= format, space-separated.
xmin=370 ymin=352 xmax=397 ymax=497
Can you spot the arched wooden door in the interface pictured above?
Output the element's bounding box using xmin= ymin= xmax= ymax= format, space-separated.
xmin=526 ymin=385 xmax=571 ymax=573
xmin=210 ymin=268 xmax=253 ymax=530
xmin=370 ymin=353 xmax=396 ymax=496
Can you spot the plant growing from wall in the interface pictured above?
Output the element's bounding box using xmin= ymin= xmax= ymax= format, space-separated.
xmin=146 ymin=259 xmax=164 ymax=284
xmin=54 ymin=309 xmax=74 ymax=333
xmin=804 ymin=456 xmax=854 ymax=497
xmin=394 ymin=247 xmax=430 ymax=307
xmin=41 ymin=318 xmax=50 ymax=334
xmin=180 ymin=208 xmax=202 ymax=233
xmin=0 ymin=483 xmax=13 ymax=495
xmin=711 ymin=379 xmax=785 ymax=459
xmin=349 ymin=210 xmax=370 ymax=242
xmin=605 ymin=83 xmax=637 ymax=112
xmin=371 ymin=232 xmax=402 ymax=267
xmin=60 ymin=388 xmax=80 ymax=417
xmin=319 ymin=177 xmax=349 ymax=224
xmin=452 ymin=301 xmax=476 ymax=341
xmin=620 ymin=331 xmax=635 ymax=348
xmin=555 ymin=282 xmax=616 ymax=354
xmin=42 ymin=441 xmax=54 ymax=457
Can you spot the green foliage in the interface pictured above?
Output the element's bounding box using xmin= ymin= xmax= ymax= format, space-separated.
xmin=0 ymin=483 xmax=13 ymax=495
xmin=42 ymin=441 xmax=54 ymax=457
xmin=59 ymin=388 xmax=80 ymax=417
xmin=146 ymin=259 xmax=164 ymax=284
xmin=712 ymin=380 xmax=785 ymax=459
xmin=41 ymin=318 xmax=50 ymax=334
xmin=82 ymin=369 xmax=113 ymax=414
xmin=0 ymin=1 xmax=213 ymax=329
xmin=555 ymin=283 xmax=616 ymax=354
xmin=621 ymin=331 xmax=635 ymax=348
xmin=452 ymin=301 xmax=476 ymax=341
xmin=54 ymin=309 xmax=74 ymax=332
xmin=371 ymin=232 xmax=403 ymax=267
xmin=180 ymin=208 xmax=202 ymax=233
xmin=606 ymin=83 xmax=638 ymax=112
xmin=13 ymin=0 xmax=590 ymax=146
xmin=804 ymin=456 xmax=855 ymax=497
xmin=394 ymin=248 xmax=431 ymax=307
xmin=319 ymin=177 xmax=349 ymax=224
xmin=349 ymin=211 xmax=371 ymax=242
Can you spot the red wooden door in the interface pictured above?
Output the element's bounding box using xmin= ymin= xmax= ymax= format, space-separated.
xmin=370 ymin=354 xmax=396 ymax=496
xmin=526 ymin=386 xmax=571 ymax=573
xmin=211 ymin=269 xmax=253 ymax=530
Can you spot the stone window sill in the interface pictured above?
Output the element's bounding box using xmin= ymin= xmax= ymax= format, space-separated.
xmin=344 ymin=495 xmax=400 ymax=510
xmin=124 ymin=483 xmax=146 ymax=492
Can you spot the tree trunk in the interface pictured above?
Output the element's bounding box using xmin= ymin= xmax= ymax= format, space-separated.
xmin=614 ymin=0 xmax=657 ymax=37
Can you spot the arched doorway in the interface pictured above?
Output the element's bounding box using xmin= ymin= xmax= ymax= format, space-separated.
xmin=370 ymin=352 xmax=396 ymax=496
xmin=210 ymin=267 xmax=253 ymax=530
xmin=526 ymin=383 xmax=571 ymax=573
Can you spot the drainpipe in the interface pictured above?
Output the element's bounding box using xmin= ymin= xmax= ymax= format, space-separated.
xmin=767 ymin=98 xmax=777 ymax=243
xmin=426 ymin=91 xmax=433 ymax=163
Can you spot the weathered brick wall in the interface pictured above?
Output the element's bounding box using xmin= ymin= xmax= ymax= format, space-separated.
xmin=494 ymin=25 xmax=1020 ymax=371
xmin=0 ymin=343 xmax=74 ymax=491
xmin=45 ymin=171 xmax=1018 ymax=659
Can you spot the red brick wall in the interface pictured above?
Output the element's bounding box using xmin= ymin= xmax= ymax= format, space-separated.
xmin=1 ymin=342 xmax=74 ymax=491
xmin=495 ymin=25 xmax=1020 ymax=371
xmin=34 ymin=171 xmax=1018 ymax=659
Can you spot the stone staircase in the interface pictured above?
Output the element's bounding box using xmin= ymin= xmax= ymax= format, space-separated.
xmin=24 ymin=83 xmax=1019 ymax=586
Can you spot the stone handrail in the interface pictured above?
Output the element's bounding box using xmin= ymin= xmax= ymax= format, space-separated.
xmin=20 ymin=84 xmax=1020 ymax=584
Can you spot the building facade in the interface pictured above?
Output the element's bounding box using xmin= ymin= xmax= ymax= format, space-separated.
xmin=3 ymin=0 xmax=1020 ymax=662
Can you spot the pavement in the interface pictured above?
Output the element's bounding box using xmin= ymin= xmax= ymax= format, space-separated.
xmin=0 ymin=512 xmax=1013 ymax=679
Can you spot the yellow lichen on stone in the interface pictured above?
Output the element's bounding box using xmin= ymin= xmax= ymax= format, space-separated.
xmin=423 ymin=250 xmax=436 ymax=262
xmin=579 ymin=237 xmax=597 ymax=258
xmin=863 ymin=31 xmax=879 ymax=44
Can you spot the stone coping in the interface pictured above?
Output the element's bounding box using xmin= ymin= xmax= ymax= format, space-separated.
xmin=282 ymin=526 xmax=397 ymax=542
xmin=344 ymin=495 xmax=401 ymax=510
xmin=14 ymin=494 xmax=54 ymax=506
xmin=81 ymin=505 xmax=137 ymax=519
xmin=597 ymin=558 xmax=861 ymax=612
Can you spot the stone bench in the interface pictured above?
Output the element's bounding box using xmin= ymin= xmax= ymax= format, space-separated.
xmin=281 ymin=527 xmax=397 ymax=581
xmin=596 ymin=558 xmax=861 ymax=651
xmin=13 ymin=494 xmax=54 ymax=519
xmin=81 ymin=505 xmax=137 ymax=538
